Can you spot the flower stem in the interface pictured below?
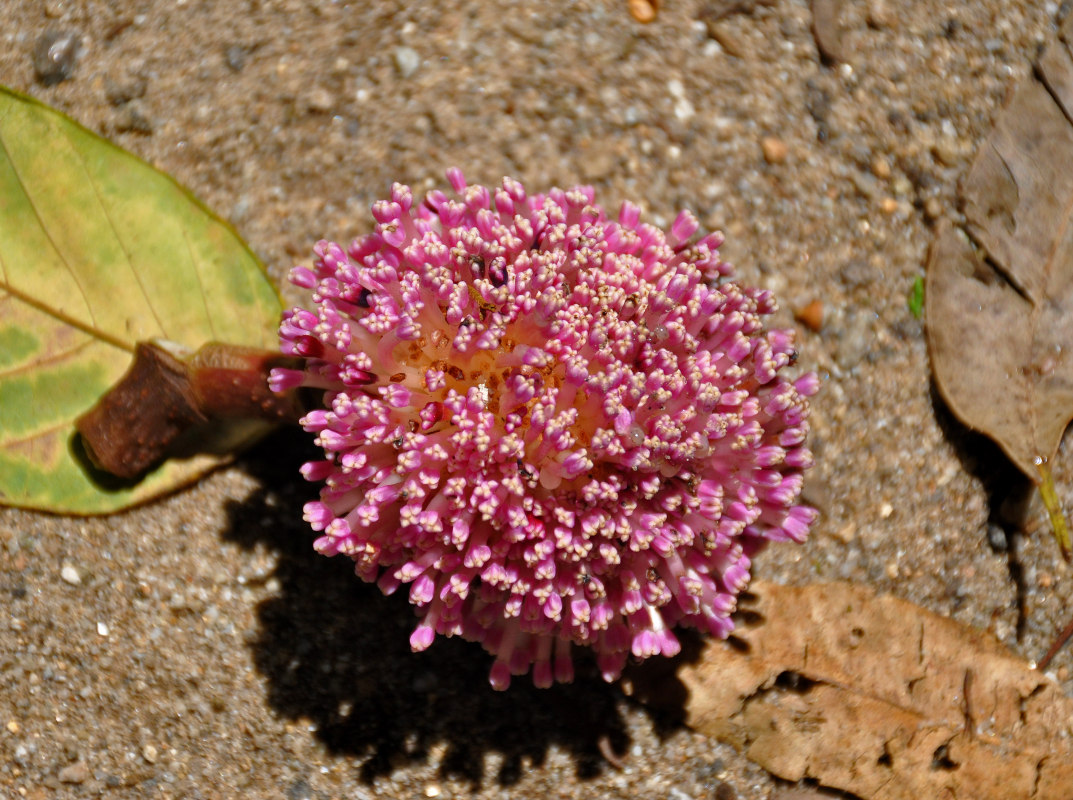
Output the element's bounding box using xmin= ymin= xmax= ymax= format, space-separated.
xmin=76 ymin=340 xmax=305 ymax=480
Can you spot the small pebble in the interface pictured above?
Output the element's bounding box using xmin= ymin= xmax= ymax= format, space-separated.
xmin=114 ymin=100 xmax=154 ymax=134
xmin=103 ymin=17 xmax=135 ymax=41
xmin=142 ymin=744 xmax=158 ymax=764
xmin=673 ymin=95 xmax=695 ymax=122
xmin=628 ymin=0 xmax=659 ymax=23
xmin=104 ymin=75 xmax=147 ymax=106
xmin=305 ymin=87 xmax=334 ymax=113
xmin=879 ymin=197 xmax=899 ymax=214
xmin=839 ymin=259 xmax=880 ymax=290
xmin=811 ymin=0 xmax=846 ymax=63
xmin=794 ymin=299 xmax=824 ymax=332
xmin=923 ymin=196 xmax=943 ymax=221
xmin=58 ymin=761 xmax=90 ymax=784
xmin=60 ymin=564 xmax=81 ymax=586
xmin=393 ymin=46 xmax=420 ymax=78
xmin=987 ymin=516 xmax=1004 ymax=549
xmin=714 ymin=782 xmax=739 ymax=800
xmin=97 ymin=621 xmax=109 ymax=637
xmin=579 ymin=146 xmax=616 ymax=182
xmin=6 ymin=719 xmax=19 ymax=734
xmin=867 ymin=0 xmax=892 ymax=28
xmin=935 ymin=463 xmax=958 ymax=488
xmin=286 ymin=777 xmax=314 ymax=800
xmin=224 ymin=44 xmax=246 ymax=72
xmin=833 ymin=521 xmax=857 ymax=543
xmin=705 ymin=21 xmax=745 ymax=58
xmin=871 ymin=155 xmax=892 ymax=179
xmin=932 ymin=138 xmax=961 ymax=167
xmin=32 ymin=30 xmax=81 ymax=86
xmin=851 ymin=170 xmax=881 ymax=200
xmin=835 ymin=309 xmax=874 ymax=370
xmin=761 ymin=136 xmax=788 ymax=165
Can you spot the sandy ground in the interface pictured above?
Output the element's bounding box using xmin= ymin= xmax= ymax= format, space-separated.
xmin=1 ymin=1 xmax=1070 ymax=798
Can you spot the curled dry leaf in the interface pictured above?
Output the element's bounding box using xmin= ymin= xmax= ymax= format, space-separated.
xmin=623 ymin=581 xmax=1073 ymax=800
xmin=926 ymin=13 xmax=1073 ymax=482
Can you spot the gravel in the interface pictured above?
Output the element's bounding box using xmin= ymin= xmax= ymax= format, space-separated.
xmin=1 ymin=1 xmax=1069 ymax=798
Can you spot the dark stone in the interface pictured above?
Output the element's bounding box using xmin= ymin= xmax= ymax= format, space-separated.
xmin=32 ymin=30 xmax=82 ymax=86
xmin=225 ymin=44 xmax=247 ymax=72
xmin=114 ymin=100 xmax=154 ymax=135
xmin=105 ymin=75 xmax=148 ymax=106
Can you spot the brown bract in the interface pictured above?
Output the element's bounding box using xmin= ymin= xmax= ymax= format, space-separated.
xmin=75 ymin=342 xmax=304 ymax=480
xmin=927 ymin=13 xmax=1073 ymax=481
xmin=624 ymin=581 xmax=1073 ymax=800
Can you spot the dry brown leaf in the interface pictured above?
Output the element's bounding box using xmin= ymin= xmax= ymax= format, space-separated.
xmin=624 ymin=581 xmax=1073 ymax=800
xmin=927 ymin=13 xmax=1073 ymax=481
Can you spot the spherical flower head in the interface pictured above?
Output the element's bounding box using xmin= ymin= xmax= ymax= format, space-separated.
xmin=272 ymin=170 xmax=818 ymax=690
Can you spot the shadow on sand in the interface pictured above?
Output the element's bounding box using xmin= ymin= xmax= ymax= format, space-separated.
xmin=218 ymin=427 xmax=697 ymax=785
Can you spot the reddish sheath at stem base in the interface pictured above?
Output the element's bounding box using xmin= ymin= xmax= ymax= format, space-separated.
xmin=76 ymin=340 xmax=306 ymax=480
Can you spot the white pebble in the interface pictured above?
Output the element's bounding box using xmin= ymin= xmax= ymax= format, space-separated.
xmin=97 ymin=621 xmax=109 ymax=637
xmin=674 ymin=97 xmax=695 ymax=122
xmin=394 ymin=46 xmax=420 ymax=78
xmin=60 ymin=564 xmax=81 ymax=585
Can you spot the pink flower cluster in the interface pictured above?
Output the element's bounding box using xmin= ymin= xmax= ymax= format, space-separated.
xmin=272 ymin=170 xmax=817 ymax=689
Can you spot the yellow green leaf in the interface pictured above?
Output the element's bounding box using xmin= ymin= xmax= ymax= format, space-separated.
xmin=0 ymin=86 xmax=281 ymax=514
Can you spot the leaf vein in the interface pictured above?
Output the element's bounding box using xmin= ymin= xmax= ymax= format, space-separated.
xmin=0 ymin=336 xmax=99 ymax=379
xmin=184 ymin=228 xmax=219 ymax=341
xmin=0 ymin=276 xmax=133 ymax=354
xmin=0 ymin=110 xmax=101 ymax=336
xmin=63 ymin=123 xmax=170 ymax=340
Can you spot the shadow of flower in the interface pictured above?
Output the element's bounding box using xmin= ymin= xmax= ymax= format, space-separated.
xmin=221 ymin=427 xmax=635 ymax=785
